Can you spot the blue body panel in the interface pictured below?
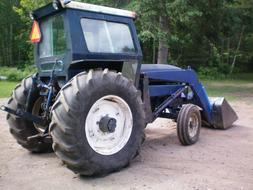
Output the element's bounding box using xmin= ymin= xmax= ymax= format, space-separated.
xmin=141 ymin=64 xmax=213 ymax=123
xmin=149 ymin=85 xmax=184 ymax=97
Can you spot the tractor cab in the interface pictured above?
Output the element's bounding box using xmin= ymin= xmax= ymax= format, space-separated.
xmin=31 ymin=0 xmax=142 ymax=85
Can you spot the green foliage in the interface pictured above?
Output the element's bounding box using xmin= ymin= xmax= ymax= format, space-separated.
xmin=228 ymin=72 xmax=253 ymax=81
xmin=198 ymin=65 xmax=230 ymax=80
xmin=0 ymin=0 xmax=252 ymax=76
xmin=0 ymin=65 xmax=36 ymax=81
xmin=138 ymin=0 xmax=253 ymax=73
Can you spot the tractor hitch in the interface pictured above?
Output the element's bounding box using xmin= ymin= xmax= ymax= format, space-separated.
xmin=0 ymin=105 xmax=47 ymax=126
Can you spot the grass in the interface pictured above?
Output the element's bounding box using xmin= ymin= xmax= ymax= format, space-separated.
xmin=0 ymin=81 xmax=18 ymax=98
xmin=202 ymin=73 xmax=253 ymax=101
xmin=203 ymin=81 xmax=253 ymax=101
xmin=0 ymin=73 xmax=252 ymax=101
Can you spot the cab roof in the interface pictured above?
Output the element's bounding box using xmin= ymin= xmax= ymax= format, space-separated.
xmin=64 ymin=1 xmax=136 ymax=18
xmin=32 ymin=0 xmax=136 ymax=20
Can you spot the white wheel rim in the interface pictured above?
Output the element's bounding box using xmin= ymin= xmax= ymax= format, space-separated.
xmin=188 ymin=114 xmax=199 ymax=138
xmin=85 ymin=95 xmax=133 ymax=155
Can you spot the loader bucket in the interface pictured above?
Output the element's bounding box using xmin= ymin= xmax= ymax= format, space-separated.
xmin=209 ymin=97 xmax=238 ymax=129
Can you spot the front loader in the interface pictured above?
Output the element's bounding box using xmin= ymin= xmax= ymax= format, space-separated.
xmin=0 ymin=0 xmax=238 ymax=176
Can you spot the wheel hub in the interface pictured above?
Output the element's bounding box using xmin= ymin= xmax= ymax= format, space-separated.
xmin=98 ymin=116 xmax=117 ymax=133
xmin=32 ymin=97 xmax=48 ymax=133
xmin=188 ymin=114 xmax=199 ymax=138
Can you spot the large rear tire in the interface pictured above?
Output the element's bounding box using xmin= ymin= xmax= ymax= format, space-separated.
xmin=50 ymin=70 xmax=145 ymax=176
xmin=6 ymin=76 xmax=52 ymax=153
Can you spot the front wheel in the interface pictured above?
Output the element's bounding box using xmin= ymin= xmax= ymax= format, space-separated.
xmin=177 ymin=104 xmax=201 ymax=145
xmin=50 ymin=70 xmax=146 ymax=176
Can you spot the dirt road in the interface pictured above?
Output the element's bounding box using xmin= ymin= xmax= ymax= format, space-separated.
xmin=0 ymin=98 xmax=252 ymax=190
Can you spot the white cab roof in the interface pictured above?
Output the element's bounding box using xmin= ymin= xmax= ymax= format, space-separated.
xmin=62 ymin=1 xmax=136 ymax=18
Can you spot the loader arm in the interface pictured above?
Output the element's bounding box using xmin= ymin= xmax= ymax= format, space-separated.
xmin=141 ymin=65 xmax=238 ymax=129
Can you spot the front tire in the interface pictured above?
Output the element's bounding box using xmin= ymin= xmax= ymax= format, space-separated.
xmin=177 ymin=104 xmax=201 ymax=145
xmin=50 ymin=70 xmax=145 ymax=176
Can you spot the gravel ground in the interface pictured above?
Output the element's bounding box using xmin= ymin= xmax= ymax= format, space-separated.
xmin=0 ymin=98 xmax=252 ymax=190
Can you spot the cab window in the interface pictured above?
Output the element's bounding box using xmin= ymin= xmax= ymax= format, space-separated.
xmin=81 ymin=18 xmax=135 ymax=54
xmin=39 ymin=15 xmax=67 ymax=58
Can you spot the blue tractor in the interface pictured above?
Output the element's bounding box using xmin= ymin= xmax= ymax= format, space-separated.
xmin=1 ymin=0 xmax=238 ymax=176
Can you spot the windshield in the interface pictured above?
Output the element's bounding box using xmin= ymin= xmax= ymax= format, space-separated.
xmin=39 ymin=15 xmax=67 ymax=58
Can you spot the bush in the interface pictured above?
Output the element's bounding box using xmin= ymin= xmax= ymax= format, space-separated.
xmin=0 ymin=65 xmax=37 ymax=81
xmin=198 ymin=64 xmax=231 ymax=80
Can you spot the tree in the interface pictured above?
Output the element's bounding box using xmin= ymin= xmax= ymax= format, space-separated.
xmin=139 ymin=0 xmax=202 ymax=64
xmin=0 ymin=0 xmax=24 ymax=66
xmin=0 ymin=0 xmax=252 ymax=75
